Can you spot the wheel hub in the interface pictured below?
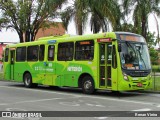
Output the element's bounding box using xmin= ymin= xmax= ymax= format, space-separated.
xmin=84 ymin=81 xmax=92 ymax=90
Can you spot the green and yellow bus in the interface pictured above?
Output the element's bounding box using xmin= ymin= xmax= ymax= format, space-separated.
xmin=3 ymin=32 xmax=152 ymax=94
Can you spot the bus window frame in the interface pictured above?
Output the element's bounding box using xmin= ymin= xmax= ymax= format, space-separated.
xmin=39 ymin=45 xmax=45 ymax=61
xmin=75 ymin=40 xmax=94 ymax=61
xmin=27 ymin=45 xmax=39 ymax=62
xmin=4 ymin=48 xmax=9 ymax=62
xmin=16 ymin=47 xmax=26 ymax=62
xmin=57 ymin=42 xmax=74 ymax=61
xmin=112 ymin=45 xmax=117 ymax=69
xmin=48 ymin=45 xmax=55 ymax=61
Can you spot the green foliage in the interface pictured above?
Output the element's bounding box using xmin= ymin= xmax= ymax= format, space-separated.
xmin=120 ymin=23 xmax=135 ymax=32
xmin=61 ymin=0 xmax=89 ymax=35
xmin=61 ymin=0 xmax=122 ymax=34
xmin=0 ymin=0 xmax=67 ymax=42
xmin=122 ymin=0 xmax=160 ymax=40
xmin=152 ymin=65 xmax=160 ymax=72
xmin=150 ymin=48 xmax=159 ymax=65
xmin=0 ymin=72 xmax=4 ymax=80
xmin=146 ymin=32 xmax=156 ymax=48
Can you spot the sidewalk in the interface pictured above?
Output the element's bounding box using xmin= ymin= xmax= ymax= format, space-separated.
xmin=152 ymin=72 xmax=160 ymax=76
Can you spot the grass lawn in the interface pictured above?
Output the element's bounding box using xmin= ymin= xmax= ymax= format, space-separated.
xmin=152 ymin=76 xmax=160 ymax=91
xmin=152 ymin=65 xmax=160 ymax=72
xmin=0 ymin=72 xmax=4 ymax=80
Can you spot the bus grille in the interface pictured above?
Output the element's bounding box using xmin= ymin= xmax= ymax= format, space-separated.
xmin=128 ymin=72 xmax=149 ymax=77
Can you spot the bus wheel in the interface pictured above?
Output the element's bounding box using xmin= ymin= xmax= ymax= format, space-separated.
xmin=82 ymin=76 xmax=95 ymax=94
xmin=24 ymin=73 xmax=36 ymax=88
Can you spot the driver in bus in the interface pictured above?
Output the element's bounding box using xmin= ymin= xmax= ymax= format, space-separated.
xmin=124 ymin=51 xmax=135 ymax=63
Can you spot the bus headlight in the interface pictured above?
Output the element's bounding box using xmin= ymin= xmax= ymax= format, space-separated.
xmin=123 ymin=72 xmax=129 ymax=81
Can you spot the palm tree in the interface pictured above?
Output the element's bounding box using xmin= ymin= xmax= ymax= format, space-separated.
xmin=61 ymin=0 xmax=88 ymax=35
xmin=61 ymin=0 xmax=122 ymax=34
xmin=123 ymin=0 xmax=160 ymax=41
xmin=153 ymin=14 xmax=160 ymax=48
xmin=89 ymin=0 xmax=123 ymax=32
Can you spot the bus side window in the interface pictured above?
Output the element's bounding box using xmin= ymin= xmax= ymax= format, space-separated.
xmin=48 ymin=45 xmax=54 ymax=61
xmin=16 ymin=47 xmax=26 ymax=62
xmin=65 ymin=42 xmax=74 ymax=60
xmin=39 ymin=45 xmax=45 ymax=61
xmin=27 ymin=46 xmax=38 ymax=61
xmin=57 ymin=42 xmax=74 ymax=61
xmin=75 ymin=40 xmax=94 ymax=60
xmin=4 ymin=48 xmax=9 ymax=62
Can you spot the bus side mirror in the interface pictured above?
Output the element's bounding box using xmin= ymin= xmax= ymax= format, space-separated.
xmin=118 ymin=43 xmax=121 ymax=52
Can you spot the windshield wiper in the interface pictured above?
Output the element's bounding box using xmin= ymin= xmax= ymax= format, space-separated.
xmin=137 ymin=44 xmax=147 ymax=69
xmin=125 ymin=41 xmax=137 ymax=57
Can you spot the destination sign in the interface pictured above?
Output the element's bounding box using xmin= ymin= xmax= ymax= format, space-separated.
xmin=97 ymin=38 xmax=112 ymax=42
xmin=80 ymin=41 xmax=90 ymax=45
xmin=119 ymin=34 xmax=145 ymax=42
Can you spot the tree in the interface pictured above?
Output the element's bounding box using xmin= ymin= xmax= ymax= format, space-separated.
xmin=153 ymin=14 xmax=160 ymax=49
xmin=61 ymin=0 xmax=88 ymax=35
xmin=118 ymin=23 xmax=135 ymax=33
xmin=150 ymin=47 xmax=159 ymax=65
xmin=146 ymin=31 xmax=156 ymax=48
xmin=122 ymin=0 xmax=160 ymax=41
xmin=61 ymin=0 xmax=122 ymax=34
xmin=0 ymin=0 xmax=66 ymax=42
xmin=89 ymin=0 xmax=122 ymax=33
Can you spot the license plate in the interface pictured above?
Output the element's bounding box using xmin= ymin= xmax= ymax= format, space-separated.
xmin=137 ymin=83 xmax=142 ymax=87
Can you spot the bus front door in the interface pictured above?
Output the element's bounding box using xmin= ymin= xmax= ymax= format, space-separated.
xmin=10 ymin=50 xmax=15 ymax=80
xmin=99 ymin=43 xmax=112 ymax=88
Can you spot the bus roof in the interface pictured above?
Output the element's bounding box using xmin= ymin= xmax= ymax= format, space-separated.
xmin=6 ymin=32 xmax=117 ymax=48
xmin=5 ymin=32 xmax=144 ymax=48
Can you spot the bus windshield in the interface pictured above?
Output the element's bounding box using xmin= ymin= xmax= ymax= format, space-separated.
xmin=120 ymin=41 xmax=151 ymax=70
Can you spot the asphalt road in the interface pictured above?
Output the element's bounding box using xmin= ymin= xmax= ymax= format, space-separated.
xmin=0 ymin=80 xmax=160 ymax=120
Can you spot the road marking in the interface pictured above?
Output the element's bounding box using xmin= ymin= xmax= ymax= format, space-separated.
xmin=157 ymin=105 xmax=160 ymax=107
xmin=82 ymin=95 xmax=156 ymax=106
xmin=0 ymin=85 xmax=158 ymax=107
xmin=0 ymin=96 xmax=81 ymax=106
xmin=132 ymin=108 xmax=151 ymax=111
xmin=6 ymin=108 xmax=26 ymax=111
xmin=0 ymin=85 xmax=82 ymax=97
xmin=94 ymin=117 xmax=108 ymax=119
xmin=59 ymin=102 xmax=80 ymax=106
xmin=0 ymin=103 xmax=8 ymax=106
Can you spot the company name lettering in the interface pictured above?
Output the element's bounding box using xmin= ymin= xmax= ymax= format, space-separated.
xmin=67 ymin=66 xmax=82 ymax=72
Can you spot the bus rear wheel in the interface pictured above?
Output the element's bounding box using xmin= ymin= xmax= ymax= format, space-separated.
xmin=23 ymin=73 xmax=37 ymax=88
xmin=82 ymin=76 xmax=95 ymax=94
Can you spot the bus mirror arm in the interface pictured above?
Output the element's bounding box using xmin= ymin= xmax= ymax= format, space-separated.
xmin=118 ymin=43 xmax=121 ymax=52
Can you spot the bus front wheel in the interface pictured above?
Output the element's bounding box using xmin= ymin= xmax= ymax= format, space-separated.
xmin=82 ymin=76 xmax=95 ymax=94
xmin=23 ymin=73 xmax=37 ymax=88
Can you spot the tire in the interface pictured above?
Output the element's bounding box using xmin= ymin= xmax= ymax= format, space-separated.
xmin=23 ymin=73 xmax=37 ymax=88
xmin=82 ymin=76 xmax=95 ymax=94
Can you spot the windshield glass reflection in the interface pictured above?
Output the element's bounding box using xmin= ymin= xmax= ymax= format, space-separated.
xmin=120 ymin=42 xmax=151 ymax=70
